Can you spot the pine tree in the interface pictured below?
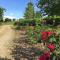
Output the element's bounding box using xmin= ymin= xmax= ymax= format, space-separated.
xmin=24 ymin=0 xmax=35 ymax=20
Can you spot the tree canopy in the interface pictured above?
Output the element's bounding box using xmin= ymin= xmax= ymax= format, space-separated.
xmin=0 ymin=7 xmax=6 ymax=21
xmin=37 ymin=0 xmax=60 ymax=16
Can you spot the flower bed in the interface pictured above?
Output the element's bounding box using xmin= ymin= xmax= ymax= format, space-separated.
xmin=27 ymin=26 xmax=60 ymax=60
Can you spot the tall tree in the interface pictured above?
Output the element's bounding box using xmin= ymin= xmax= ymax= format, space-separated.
xmin=0 ymin=7 xmax=5 ymax=21
xmin=24 ymin=0 xmax=35 ymax=19
xmin=37 ymin=0 xmax=60 ymax=16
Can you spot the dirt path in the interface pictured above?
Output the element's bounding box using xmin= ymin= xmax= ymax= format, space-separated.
xmin=12 ymin=30 xmax=39 ymax=60
xmin=0 ymin=25 xmax=15 ymax=60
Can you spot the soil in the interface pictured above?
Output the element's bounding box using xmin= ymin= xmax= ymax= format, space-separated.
xmin=12 ymin=30 xmax=41 ymax=60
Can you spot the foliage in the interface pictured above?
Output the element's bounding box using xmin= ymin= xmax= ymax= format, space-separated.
xmin=35 ymin=11 xmax=42 ymax=19
xmin=34 ymin=18 xmax=42 ymax=26
xmin=4 ymin=18 xmax=11 ymax=22
xmin=37 ymin=0 xmax=60 ymax=16
xmin=24 ymin=1 xmax=35 ymax=19
xmin=38 ymin=29 xmax=60 ymax=60
xmin=26 ymin=25 xmax=60 ymax=60
xmin=43 ymin=16 xmax=60 ymax=26
xmin=0 ymin=7 xmax=6 ymax=21
xmin=27 ymin=26 xmax=42 ymax=44
xmin=14 ymin=19 xmax=36 ymax=26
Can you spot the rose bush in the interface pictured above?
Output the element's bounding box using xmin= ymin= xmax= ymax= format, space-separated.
xmin=38 ymin=30 xmax=60 ymax=60
xmin=27 ymin=26 xmax=60 ymax=60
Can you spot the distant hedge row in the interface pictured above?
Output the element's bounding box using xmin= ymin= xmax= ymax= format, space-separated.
xmin=43 ymin=17 xmax=60 ymax=26
xmin=14 ymin=18 xmax=60 ymax=26
xmin=14 ymin=19 xmax=41 ymax=26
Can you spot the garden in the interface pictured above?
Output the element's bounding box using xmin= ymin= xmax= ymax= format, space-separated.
xmin=0 ymin=0 xmax=60 ymax=60
xmin=13 ymin=0 xmax=60 ymax=60
xmin=13 ymin=20 xmax=60 ymax=60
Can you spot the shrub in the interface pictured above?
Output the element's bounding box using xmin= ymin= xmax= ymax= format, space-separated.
xmin=38 ymin=30 xmax=60 ymax=60
xmin=27 ymin=26 xmax=42 ymax=44
xmin=27 ymin=25 xmax=60 ymax=60
xmin=43 ymin=17 xmax=60 ymax=26
xmin=13 ymin=18 xmax=42 ymax=26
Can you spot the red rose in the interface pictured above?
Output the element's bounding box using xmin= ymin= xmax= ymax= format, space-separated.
xmin=47 ymin=31 xmax=52 ymax=37
xmin=38 ymin=55 xmax=46 ymax=60
xmin=41 ymin=31 xmax=48 ymax=41
xmin=38 ymin=54 xmax=46 ymax=60
xmin=41 ymin=36 xmax=47 ymax=41
xmin=38 ymin=52 xmax=50 ymax=60
xmin=47 ymin=44 xmax=55 ymax=52
xmin=41 ymin=31 xmax=47 ymax=36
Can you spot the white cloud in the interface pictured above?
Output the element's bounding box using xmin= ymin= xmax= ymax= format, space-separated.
xmin=4 ymin=15 xmax=16 ymax=19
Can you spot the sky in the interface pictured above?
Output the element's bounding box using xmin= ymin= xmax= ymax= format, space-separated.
xmin=0 ymin=0 xmax=38 ymax=19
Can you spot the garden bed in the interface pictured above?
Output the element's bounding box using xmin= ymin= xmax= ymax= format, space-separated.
xmin=12 ymin=26 xmax=60 ymax=60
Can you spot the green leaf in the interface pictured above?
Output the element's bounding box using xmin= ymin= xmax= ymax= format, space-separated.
xmin=50 ymin=53 xmax=56 ymax=60
xmin=31 ymin=39 xmax=37 ymax=44
xmin=49 ymin=37 xmax=56 ymax=43
xmin=36 ymin=51 xmax=43 ymax=56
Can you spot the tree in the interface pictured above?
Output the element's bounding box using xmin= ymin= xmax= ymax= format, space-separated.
xmin=5 ymin=18 xmax=11 ymax=22
xmin=35 ymin=11 xmax=42 ymax=19
xmin=37 ymin=0 xmax=60 ymax=16
xmin=24 ymin=0 xmax=35 ymax=20
xmin=0 ymin=7 xmax=5 ymax=21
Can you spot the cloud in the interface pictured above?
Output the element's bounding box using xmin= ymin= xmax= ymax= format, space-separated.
xmin=4 ymin=15 xmax=16 ymax=19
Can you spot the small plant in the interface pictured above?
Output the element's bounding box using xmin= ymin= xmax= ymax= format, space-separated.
xmin=27 ymin=26 xmax=41 ymax=44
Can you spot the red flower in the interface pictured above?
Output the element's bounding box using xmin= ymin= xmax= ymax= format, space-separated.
xmin=41 ymin=31 xmax=48 ymax=41
xmin=38 ymin=52 xmax=50 ymax=60
xmin=47 ymin=31 xmax=52 ymax=37
xmin=41 ymin=31 xmax=47 ymax=36
xmin=38 ymin=54 xmax=46 ymax=60
xmin=47 ymin=44 xmax=55 ymax=52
